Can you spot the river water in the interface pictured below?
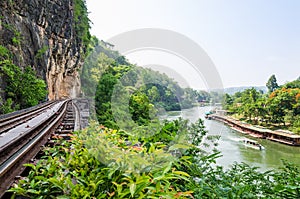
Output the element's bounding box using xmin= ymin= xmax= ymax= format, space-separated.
xmin=163 ymin=106 xmax=300 ymax=171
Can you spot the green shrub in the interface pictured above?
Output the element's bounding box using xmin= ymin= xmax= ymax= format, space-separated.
xmin=8 ymin=117 xmax=300 ymax=198
xmin=0 ymin=55 xmax=47 ymax=113
xmin=0 ymin=45 xmax=11 ymax=60
xmin=0 ymin=98 xmax=15 ymax=113
xmin=9 ymin=121 xmax=197 ymax=198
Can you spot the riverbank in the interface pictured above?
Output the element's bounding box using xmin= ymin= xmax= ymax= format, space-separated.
xmin=208 ymin=114 xmax=300 ymax=146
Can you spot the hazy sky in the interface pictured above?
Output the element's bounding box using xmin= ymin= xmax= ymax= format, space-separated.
xmin=86 ymin=0 xmax=300 ymax=89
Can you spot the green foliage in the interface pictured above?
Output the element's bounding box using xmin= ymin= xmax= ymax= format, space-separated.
xmin=73 ymin=0 xmax=91 ymax=53
xmin=95 ymin=69 xmax=119 ymax=128
xmin=0 ymin=54 xmax=47 ymax=113
xmin=2 ymin=23 xmax=22 ymax=46
xmin=223 ymin=77 xmax=300 ymax=133
xmin=12 ymin=36 xmax=20 ymax=46
xmin=270 ymin=161 xmax=300 ymax=198
xmin=81 ymin=37 xmax=120 ymax=97
xmin=83 ymin=37 xmax=217 ymax=135
xmin=0 ymin=97 xmax=15 ymax=114
xmin=283 ymin=79 xmax=300 ymax=89
xmin=9 ymin=117 xmax=300 ymax=198
xmin=9 ymin=119 xmax=202 ymax=198
xmin=222 ymin=93 xmax=233 ymax=110
xmin=196 ymin=90 xmax=211 ymax=103
xmin=290 ymin=115 xmax=300 ymax=133
xmin=129 ymin=91 xmax=151 ymax=125
xmin=139 ymin=82 xmax=181 ymax=111
xmin=266 ymin=74 xmax=279 ymax=93
xmin=0 ymin=45 xmax=11 ymax=60
xmin=35 ymin=45 xmax=48 ymax=59
xmin=94 ymin=65 xmax=184 ymax=129
xmin=82 ymin=37 xmax=211 ymax=108
xmin=238 ymin=88 xmax=262 ymax=123
xmin=209 ymin=91 xmax=223 ymax=104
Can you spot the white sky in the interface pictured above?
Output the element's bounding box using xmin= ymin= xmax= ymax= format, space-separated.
xmin=86 ymin=0 xmax=300 ymax=89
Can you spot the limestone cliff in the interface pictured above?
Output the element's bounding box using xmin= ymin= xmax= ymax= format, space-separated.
xmin=0 ymin=0 xmax=89 ymax=100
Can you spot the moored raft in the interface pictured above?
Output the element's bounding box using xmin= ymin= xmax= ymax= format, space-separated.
xmin=210 ymin=114 xmax=300 ymax=146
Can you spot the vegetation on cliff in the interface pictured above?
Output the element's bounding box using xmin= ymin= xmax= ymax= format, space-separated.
xmin=74 ymin=0 xmax=91 ymax=55
xmin=0 ymin=45 xmax=47 ymax=114
xmin=1 ymin=0 xmax=92 ymax=102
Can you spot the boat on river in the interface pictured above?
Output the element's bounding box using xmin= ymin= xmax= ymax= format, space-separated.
xmin=241 ymin=138 xmax=264 ymax=150
xmin=204 ymin=111 xmax=213 ymax=119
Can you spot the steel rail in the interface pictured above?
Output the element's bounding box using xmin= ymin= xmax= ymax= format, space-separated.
xmin=0 ymin=101 xmax=65 ymax=165
xmin=0 ymin=100 xmax=59 ymax=134
xmin=0 ymin=100 xmax=70 ymax=197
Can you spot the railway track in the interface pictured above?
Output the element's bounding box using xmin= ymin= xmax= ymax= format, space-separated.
xmin=0 ymin=100 xmax=80 ymax=197
xmin=0 ymin=100 xmax=58 ymax=134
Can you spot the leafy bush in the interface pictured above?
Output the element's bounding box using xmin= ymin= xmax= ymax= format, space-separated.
xmin=8 ymin=118 xmax=300 ymax=198
xmin=9 ymin=120 xmax=199 ymax=198
xmin=0 ymin=97 xmax=15 ymax=114
xmin=0 ymin=56 xmax=47 ymax=113
xmin=0 ymin=45 xmax=11 ymax=60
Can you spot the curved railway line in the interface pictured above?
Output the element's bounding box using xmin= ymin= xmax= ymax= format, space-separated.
xmin=0 ymin=100 xmax=81 ymax=197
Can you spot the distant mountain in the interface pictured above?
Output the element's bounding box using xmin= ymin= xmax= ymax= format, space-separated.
xmin=223 ymin=86 xmax=267 ymax=94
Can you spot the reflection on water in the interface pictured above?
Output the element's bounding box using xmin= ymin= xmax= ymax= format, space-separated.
xmin=165 ymin=106 xmax=300 ymax=171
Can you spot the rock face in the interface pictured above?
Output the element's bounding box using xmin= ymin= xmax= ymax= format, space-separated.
xmin=0 ymin=0 xmax=85 ymax=100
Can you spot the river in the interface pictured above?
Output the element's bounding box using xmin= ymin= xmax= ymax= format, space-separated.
xmin=163 ymin=106 xmax=300 ymax=171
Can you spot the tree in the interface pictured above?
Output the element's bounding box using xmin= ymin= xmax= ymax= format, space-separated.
xmin=266 ymin=88 xmax=299 ymax=125
xmin=81 ymin=51 xmax=116 ymax=97
xmin=129 ymin=91 xmax=151 ymax=125
xmin=181 ymin=88 xmax=197 ymax=109
xmin=283 ymin=79 xmax=300 ymax=89
xmin=238 ymin=88 xmax=261 ymax=122
xmin=196 ymin=90 xmax=211 ymax=103
xmin=222 ymin=93 xmax=233 ymax=110
xmin=147 ymin=86 xmax=160 ymax=102
xmin=266 ymin=74 xmax=279 ymax=93
xmin=95 ymin=70 xmax=118 ymax=128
